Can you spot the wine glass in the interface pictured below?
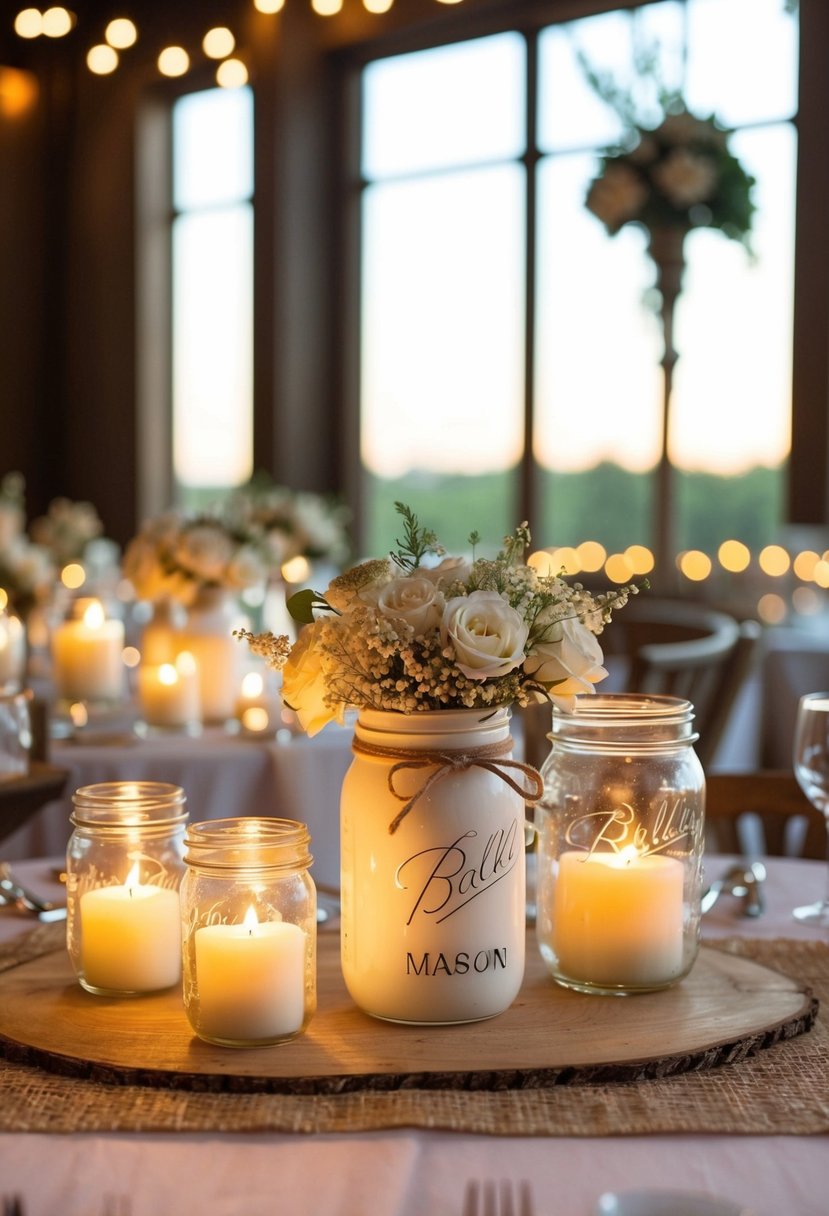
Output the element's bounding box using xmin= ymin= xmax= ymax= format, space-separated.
xmin=792 ymin=691 xmax=829 ymax=926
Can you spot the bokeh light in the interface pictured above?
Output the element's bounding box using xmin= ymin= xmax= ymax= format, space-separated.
xmin=14 ymin=8 xmax=42 ymax=38
xmin=623 ymin=544 xmax=654 ymax=576
xmin=41 ymin=7 xmax=74 ymax=37
xmin=678 ymin=550 xmax=712 ymax=582
xmin=718 ymin=539 xmax=751 ymax=573
xmin=87 ymin=44 xmax=119 ymax=74
xmin=105 ymin=18 xmax=138 ymax=49
xmin=605 ymin=553 xmax=634 ymax=584
xmin=216 ymin=58 xmax=249 ymax=88
xmin=158 ymin=46 xmax=189 ymax=77
xmin=575 ymin=540 xmax=606 ymax=573
xmin=758 ymin=544 xmax=790 ymax=577
xmin=203 ymin=27 xmax=235 ymax=59
xmin=757 ymin=593 xmax=787 ymax=625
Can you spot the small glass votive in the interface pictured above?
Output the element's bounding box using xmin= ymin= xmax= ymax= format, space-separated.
xmin=66 ymin=781 xmax=188 ymax=996
xmin=533 ymin=695 xmax=705 ymax=995
xmin=0 ymin=689 xmax=31 ymax=782
xmin=180 ymin=817 xmax=317 ymax=1048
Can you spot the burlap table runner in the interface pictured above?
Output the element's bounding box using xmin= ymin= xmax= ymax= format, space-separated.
xmin=0 ymin=924 xmax=826 ymax=1137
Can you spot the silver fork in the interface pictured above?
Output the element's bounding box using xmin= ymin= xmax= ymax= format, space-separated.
xmin=462 ymin=1178 xmax=535 ymax=1216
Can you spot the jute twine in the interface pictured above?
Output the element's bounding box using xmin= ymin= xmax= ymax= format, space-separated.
xmin=0 ymin=926 xmax=826 ymax=1137
xmin=351 ymin=734 xmax=545 ymax=833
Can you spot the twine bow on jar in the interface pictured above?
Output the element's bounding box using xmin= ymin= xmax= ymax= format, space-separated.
xmin=351 ymin=734 xmax=545 ymax=834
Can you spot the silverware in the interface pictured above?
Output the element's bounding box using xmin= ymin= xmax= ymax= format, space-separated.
xmin=0 ymin=862 xmax=67 ymax=922
xmin=462 ymin=1178 xmax=535 ymax=1216
xmin=701 ymin=861 xmax=766 ymax=917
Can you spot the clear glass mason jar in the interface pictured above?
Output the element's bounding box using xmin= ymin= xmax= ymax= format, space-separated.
xmin=533 ymin=694 xmax=705 ymax=995
xmin=66 ymin=782 xmax=188 ymax=996
xmin=180 ymin=817 xmax=316 ymax=1048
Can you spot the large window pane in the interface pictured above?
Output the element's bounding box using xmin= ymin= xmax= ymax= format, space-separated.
xmin=362 ymin=34 xmax=525 ymax=178
xmin=173 ymin=87 xmax=253 ymax=211
xmin=535 ymin=152 xmax=660 ymax=549
xmin=360 ymin=164 xmax=525 ymax=554
xmin=171 ymin=86 xmax=254 ymax=507
xmin=173 ymin=206 xmax=253 ymax=492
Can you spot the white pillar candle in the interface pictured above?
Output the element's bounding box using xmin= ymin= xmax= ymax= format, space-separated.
xmin=80 ymin=865 xmax=182 ymax=993
xmin=137 ymin=653 xmax=200 ymax=728
xmin=194 ymin=907 xmax=305 ymax=1041
xmin=234 ymin=670 xmax=281 ymax=734
xmin=52 ymin=599 xmax=125 ymax=702
xmin=0 ymin=611 xmax=26 ymax=689
xmin=552 ymin=848 xmax=685 ymax=988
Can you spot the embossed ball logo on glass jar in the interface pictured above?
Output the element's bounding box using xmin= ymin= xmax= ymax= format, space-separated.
xmin=533 ymin=694 xmax=705 ymax=995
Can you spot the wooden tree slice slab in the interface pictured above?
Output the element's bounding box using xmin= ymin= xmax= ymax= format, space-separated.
xmin=0 ymin=935 xmax=816 ymax=1093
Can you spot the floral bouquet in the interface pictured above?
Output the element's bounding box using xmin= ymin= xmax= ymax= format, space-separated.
xmin=578 ymin=46 xmax=755 ymax=248
xmin=226 ymin=474 xmax=351 ymax=568
xmin=30 ymin=495 xmax=104 ymax=565
xmin=585 ymin=106 xmax=755 ymax=246
xmin=0 ymin=473 xmax=56 ymax=618
xmin=123 ymin=512 xmax=270 ymax=607
xmin=238 ymin=504 xmax=638 ymax=736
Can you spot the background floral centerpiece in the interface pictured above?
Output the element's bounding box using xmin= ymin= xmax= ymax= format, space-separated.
xmin=239 ymin=504 xmax=638 ymax=736
xmin=225 ymin=474 xmax=351 ymax=570
xmin=580 ymin=51 xmax=755 ymax=247
xmin=123 ymin=511 xmax=270 ymax=608
xmin=30 ymin=495 xmax=104 ymax=565
xmin=0 ymin=473 xmax=56 ymax=619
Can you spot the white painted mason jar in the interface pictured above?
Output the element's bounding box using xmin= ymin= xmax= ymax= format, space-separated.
xmin=533 ymin=694 xmax=705 ymax=996
xmin=340 ymin=706 xmax=538 ymax=1025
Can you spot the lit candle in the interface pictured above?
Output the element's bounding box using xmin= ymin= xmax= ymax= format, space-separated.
xmin=52 ymin=598 xmax=125 ymax=702
xmin=552 ymin=847 xmax=685 ymax=988
xmin=194 ymin=905 xmax=305 ymax=1041
xmin=234 ymin=670 xmax=280 ymax=734
xmin=137 ymin=652 xmax=200 ymax=729
xmin=79 ymin=863 xmax=182 ymax=993
xmin=0 ymin=610 xmax=26 ymax=689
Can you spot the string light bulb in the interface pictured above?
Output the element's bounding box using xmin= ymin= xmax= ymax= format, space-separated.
xmin=253 ymin=0 xmax=285 ymax=11
xmin=87 ymin=44 xmax=118 ymax=74
xmin=363 ymin=0 xmax=393 ymax=11
xmin=105 ymin=18 xmax=138 ymax=49
xmin=158 ymin=46 xmax=190 ymax=77
xmin=203 ymin=27 xmax=235 ymax=59
xmin=14 ymin=8 xmax=42 ymax=38
xmin=216 ymin=58 xmax=248 ymax=88
xmin=311 ymin=0 xmax=343 ymax=15
xmin=42 ymin=6 xmax=74 ymax=37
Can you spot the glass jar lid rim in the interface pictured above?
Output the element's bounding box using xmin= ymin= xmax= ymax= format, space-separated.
xmin=71 ymin=781 xmax=187 ymax=825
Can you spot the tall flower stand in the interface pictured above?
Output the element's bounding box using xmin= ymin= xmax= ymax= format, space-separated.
xmin=647 ymin=225 xmax=687 ymax=580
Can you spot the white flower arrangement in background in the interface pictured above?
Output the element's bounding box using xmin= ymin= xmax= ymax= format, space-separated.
xmin=579 ymin=49 xmax=755 ymax=247
xmin=226 ymin=475 xmax=351 ymax=569
xmin=30 ymin=495 xmax=104 ymax=564
xmin=0 ymin=473 xmax=57 ymax=616
xmin=238 ymin=503 xmax=638 ymax=737
xmin=122 ymin=512 xmax=270 ymax=607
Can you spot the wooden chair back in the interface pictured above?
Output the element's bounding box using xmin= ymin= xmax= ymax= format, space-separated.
xmin=705 ymin=770 xmax=825 ymax=858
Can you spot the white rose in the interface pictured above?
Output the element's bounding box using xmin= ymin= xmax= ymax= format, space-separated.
xmin=524 ymin=614 xmax=608 ymax=710
xmin=420 ymin=556 xmax=472 ymax=588
xmin=225 ymin=543 xmax=268 ymax=590
xmin=375 ymin=575 xmax=444 ymax=637
xmin=441 ymin=590 xmax=528 ymax=681
xmin=175 ymin=524 xmax=236 ymax=583
xmin=653 ymin=148 xmax=717 ymax=207
xmin=586 ymin=162 xmax=648 ymax=230
xmin=281 ymin=621 xmax=337 ymax=736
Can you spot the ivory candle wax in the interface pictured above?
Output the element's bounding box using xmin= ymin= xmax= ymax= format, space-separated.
xmin=0 ymin=611 xmax=25 ymax=689
xmin=194 ymin=914 xmax=306 ymax=1043
xmin=79 ymin=879 xmax=182 ymax=993
xmin=552 ymin=850 xmax=685 ymax=989
xmin=137 ymin=654 xmax=200 ymax=728
xmin=52 ymin=599 xmax=124 ymax=702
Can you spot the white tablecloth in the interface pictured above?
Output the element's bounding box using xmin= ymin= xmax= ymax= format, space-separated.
xmin=1 ymin=723 xmax=355 ymax=890
xmin=0 ymin=855 xmax=826 ymax=1216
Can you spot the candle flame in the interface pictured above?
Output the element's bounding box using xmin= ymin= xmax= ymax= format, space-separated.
xmin=618 ymin=845 xmax=640 ymax=867
xmin=158 ymin=662 xmax=179 ymax=686
xmin=241 ymin=671 xmax=264 ymax=698
xmin=243 ymin=904 xmax=259 ymax=935
xmin=83 ymin=600 xmax=105 ymax=628
xmin=124 ymin=861 xmax=142 ymax=889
